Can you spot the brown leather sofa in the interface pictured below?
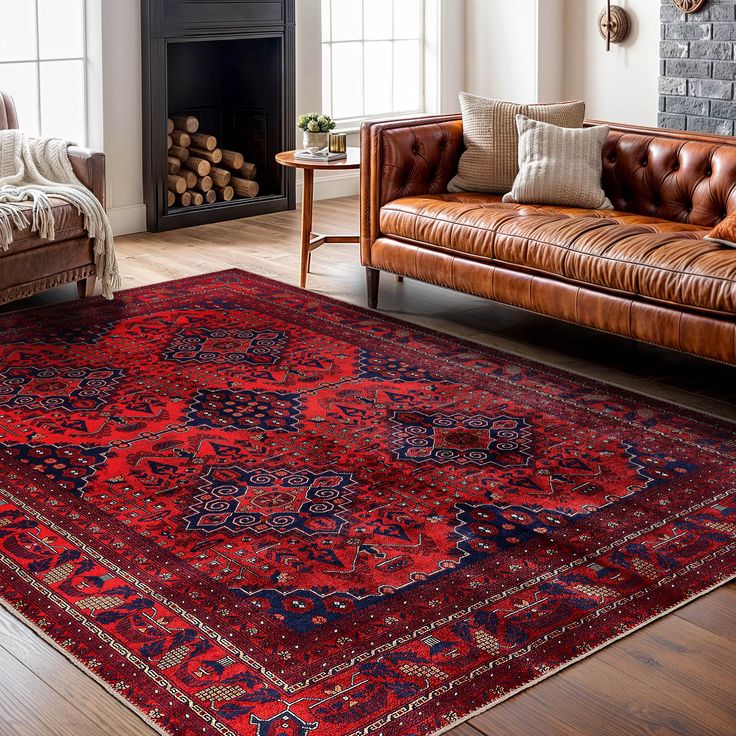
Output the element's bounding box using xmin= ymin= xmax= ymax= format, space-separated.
xmin=0 ymin=91 xmax=102 ymax=304
xmin=361 ymin=114 xmax=736 ymax=365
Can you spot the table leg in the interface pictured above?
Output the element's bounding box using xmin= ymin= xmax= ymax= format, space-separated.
xmin=300 ymin=168 xmax=315 ymax=288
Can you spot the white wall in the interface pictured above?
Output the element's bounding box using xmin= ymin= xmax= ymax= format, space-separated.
xmin=537 ymin=0 xmax=565 ymax=103
xmin=98 ymin=1 xmax=145 ymax=235
xmin=464 ymin=0 xmax=564 ymax=103
xmin=463 ymin=0 xmax=659 ymax=126
xmin=465 ymin=0 xmax=539 ymax=101
xmin=562 ymin=0 xmax=659 ymax=126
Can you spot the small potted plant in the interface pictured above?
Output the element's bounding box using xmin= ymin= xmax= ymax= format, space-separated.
xmin=297 ymin=113 xmax=336 ymax=150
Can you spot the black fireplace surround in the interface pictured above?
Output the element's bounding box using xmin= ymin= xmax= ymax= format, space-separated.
xmin=142 ymin=0 xmax=296 ymax=232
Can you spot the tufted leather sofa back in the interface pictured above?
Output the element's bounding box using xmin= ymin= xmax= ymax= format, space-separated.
xmin=364 ymin=115 xmax=736 ymax=233
xmin=598 ymin=123 xmax=736 ymax=228
xmin=0 ymin=91 xmax=18 ymax=130
xmin=376 ymin=118 xmax=465 ymax=207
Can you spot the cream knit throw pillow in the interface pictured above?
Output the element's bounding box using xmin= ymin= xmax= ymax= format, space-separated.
xmin=503 ymin=116 xmax=613 ymax=210
xmin=447 ymin=93 xmax=585 ymax=194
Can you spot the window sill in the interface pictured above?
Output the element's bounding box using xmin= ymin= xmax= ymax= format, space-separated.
xmin=333 ymin=111 xmax=429 ymax=135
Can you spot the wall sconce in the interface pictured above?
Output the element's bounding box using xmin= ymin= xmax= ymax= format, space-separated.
xmin=598 ymin=1 xmax=631 ymax=51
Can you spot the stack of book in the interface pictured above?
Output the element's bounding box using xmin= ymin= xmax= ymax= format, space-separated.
xmin=294 ymin=149 xmax=347 ymax=162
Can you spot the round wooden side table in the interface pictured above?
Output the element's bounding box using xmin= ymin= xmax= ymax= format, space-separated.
xmin=276 ymin=148 xmax=361 ymax=288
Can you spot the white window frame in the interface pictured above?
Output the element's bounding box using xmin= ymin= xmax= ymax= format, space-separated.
xmin=321 ymin=0 xmax=427 ymax=129
xmin=0 ymin=0 xmax=89 ymax=143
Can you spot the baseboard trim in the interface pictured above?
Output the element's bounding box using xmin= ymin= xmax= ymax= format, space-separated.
xmin=296 ymin=171 xmax=360 ymax=204
xmin=108 ymin=204 xmax=147 ymax=236
xmin=107 ymin=175 xmax=358 ymax=234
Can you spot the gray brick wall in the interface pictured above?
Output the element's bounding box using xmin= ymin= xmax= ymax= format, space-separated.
xmin=659 ymin=0 xmax=736 ymax=135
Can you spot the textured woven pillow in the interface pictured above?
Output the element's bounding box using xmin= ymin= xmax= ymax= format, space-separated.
xmin=447 ymin=93 xmax=585 ymax=194
xmin=502 ymin=116 xmax=613 ymax=210
xmin=705 ymin=212 xmax=736 ymax=247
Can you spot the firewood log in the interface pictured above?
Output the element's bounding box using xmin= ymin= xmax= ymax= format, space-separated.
xmin=196 ymin=175 xmax=213 ymax=192
xmin=204 ymin=189 xmax=217 ymax=204
xmin=166 ymin=118 xmax=174 ymax=135
xmin=215 ymin=185 xmax=234 ymax=201
xmin=177 ymin=191 xmax=192 ymax=207
xmin=189 ymin=147 xmax=222 ymax=164
xmin=171 ymin=130 xmax=191 ymax=147
xmin=183 ymin=156 xmax=211 ymax=177
xmin=170 ymin=114 xmax=199 ymax=133
xmin=220 ymin=149 xmax=244 ymax=170
xmin=167 ymin=135 xmax=173 ymax=150
xmin=190 ymin=133 xmax=217 ymax=151
xmin=230 ymin=177 xmax=259 ymax=198
xmin=187 ymin=189 xmax=204 ymax=206
xmin=167 ymin=157 xmax=181 ymax=175
xmin=167 ymin=174 xmax=186 ymax=194
xmin=183 ymin=170 xmax=197 ymax=189
xmin=170 ymin=145 xmax=189 ymax=162
xmin=238 ymin=162 xmax=257 ymax=180
xmin=167 ymin=190 xmax=175 ymax=207
xmin=211 ymin=167 xmax=231 ymax=187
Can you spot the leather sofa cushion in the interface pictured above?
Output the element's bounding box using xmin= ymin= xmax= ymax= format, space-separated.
xmin=6 ymin=198 xmax=87 ymax=253
xmin=380 ymin=194 xmax=736 ymax=315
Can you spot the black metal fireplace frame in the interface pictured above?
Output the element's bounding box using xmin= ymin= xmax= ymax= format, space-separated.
xmin=141 ymin=0 xmax=296 ymax=232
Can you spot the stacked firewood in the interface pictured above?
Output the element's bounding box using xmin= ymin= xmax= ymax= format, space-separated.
xmin=166 ymin=114 xmax=258 ymax=208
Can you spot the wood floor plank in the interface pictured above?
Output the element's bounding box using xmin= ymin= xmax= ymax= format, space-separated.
xmin=1 ymin=196 xmax=734 ymax=735
xmin=0 ymin=608 xmax=157 ymax=736
xmin=0 ymin=645 xmax=144 ymax=736
xmin=673 ymin=585 xmax=736 ymax=642
xmin=437 ymin=724 xmax=484 ymax=736
xmin=544 ymin=656 xmax=732 ymax=736
xmin=593 ymin=603 xmax=736 ymax=718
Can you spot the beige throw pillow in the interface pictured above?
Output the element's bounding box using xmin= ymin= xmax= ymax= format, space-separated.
xmin=502 ymin=116 xmax=613 ymax=210
xmin=447 ymin=93 xmax=586 ymax=194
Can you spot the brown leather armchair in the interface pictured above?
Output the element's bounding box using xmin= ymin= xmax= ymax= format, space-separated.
xmin=0 ymin=90 xmax=102 ymax=304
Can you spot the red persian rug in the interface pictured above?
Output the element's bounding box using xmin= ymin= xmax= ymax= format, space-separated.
xmin=0 ymin=269 xmax=734 ymax=736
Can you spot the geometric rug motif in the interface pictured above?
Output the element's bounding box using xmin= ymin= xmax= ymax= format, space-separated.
xmin=389 ymin=409 xmax=532 ymax=466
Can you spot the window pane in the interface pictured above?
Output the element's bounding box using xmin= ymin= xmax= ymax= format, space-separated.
xmin=40 ymin=60 xmax=85 ymax=142
xmin=331 ymin=42 xmax=363 ymax=119
xmin=394 ymin=0 xmax=422 ymax=39
xmin=321 ymin=0 xmax=331 ymax=42
xmin=364 ymin=0 xmax=392 ymax=40
xmin=0 ymin=62 xmax=39 ymax=135
xmin=0 ymin=0 xmax=37 ymax=62
xmin=393 ymin=40 xmax=421 ymax=112
xmin=322 ymin=44 xmax=332 ymax=118
xmin=38 ymin=0 xmax=85 ymax=60
xmin=331 ymin=0 xmax=362 ymax=42
xmin=364 ymin=41 xmax=392 ymax=115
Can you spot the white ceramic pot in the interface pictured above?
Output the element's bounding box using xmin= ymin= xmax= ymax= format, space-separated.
xmin=302 ymin=131 xmax=329 ymax=150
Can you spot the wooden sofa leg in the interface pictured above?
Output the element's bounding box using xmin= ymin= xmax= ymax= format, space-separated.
xmin=366 ymin=268 xmax=380 ymax=309
xmin=77 ymin=276 xmax=96 ymax=299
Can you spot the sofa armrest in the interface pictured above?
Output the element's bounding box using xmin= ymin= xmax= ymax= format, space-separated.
xmin=360 ymin=114 xmax=463 ymax=266
xmin=67 ymin=146 xmax=106 ymax=209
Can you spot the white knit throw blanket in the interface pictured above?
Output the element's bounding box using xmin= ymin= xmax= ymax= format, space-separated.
xmin=0 ymin=130 xmax=120 ymax=298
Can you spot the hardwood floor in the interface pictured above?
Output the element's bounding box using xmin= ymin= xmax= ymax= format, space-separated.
xmin=1 ymin=196 xmax=734 ymax=736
